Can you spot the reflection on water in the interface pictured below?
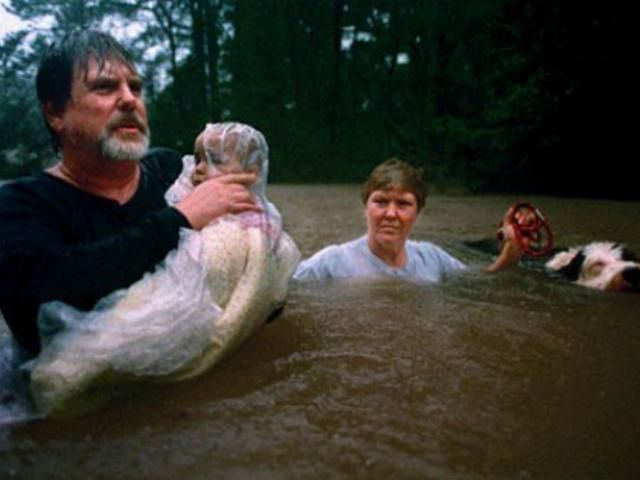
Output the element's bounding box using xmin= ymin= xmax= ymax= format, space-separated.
xmin=1 ymin=187 xmax=639 ymax=479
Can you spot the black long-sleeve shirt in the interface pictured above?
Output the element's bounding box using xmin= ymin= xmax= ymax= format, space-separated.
xmin=0 ymin=148 xmax=190 ymax=354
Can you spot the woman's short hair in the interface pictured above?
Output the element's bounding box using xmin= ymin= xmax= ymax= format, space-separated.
xmin=360 ymin=158 xmax=427 ymax=211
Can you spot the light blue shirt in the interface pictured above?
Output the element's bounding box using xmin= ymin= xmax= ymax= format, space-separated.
xmin=293 ymin=235 xmax=467 ymax=282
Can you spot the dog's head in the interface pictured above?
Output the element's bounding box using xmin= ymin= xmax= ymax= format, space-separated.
xmin=545 ymin=242 xmax=640 ymax=292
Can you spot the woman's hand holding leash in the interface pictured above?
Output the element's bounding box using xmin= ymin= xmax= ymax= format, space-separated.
xmin=486 ymin=202 xmax=553 ymax=272
xmin=498 ymin=203 xmax=553 ymax=258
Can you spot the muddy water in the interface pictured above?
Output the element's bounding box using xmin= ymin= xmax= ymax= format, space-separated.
xmin=1 ymin=186 xmax=639 ymax=479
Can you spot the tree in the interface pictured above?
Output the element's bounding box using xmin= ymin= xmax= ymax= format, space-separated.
xmin=0 ymin=31 xmax=52 ymax=175
xmin=0 ymin=0 xmax=635 ymax=198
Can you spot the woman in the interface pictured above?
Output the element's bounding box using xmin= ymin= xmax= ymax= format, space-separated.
xmin=293 ymin=158 xmax=523 ymax=281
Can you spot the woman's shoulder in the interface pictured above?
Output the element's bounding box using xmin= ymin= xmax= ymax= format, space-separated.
xmin=407 ymin=239 xmax=466 ymax=270
xmin=293 ymin=237 xmax=366 ymax=280
xmin=303 ymin=237 xmax=362 ymax=264
xmin=318 ymin=236 xmax=363 ymax=255
xmin=406 ymin=239 xmax=445 ymax=255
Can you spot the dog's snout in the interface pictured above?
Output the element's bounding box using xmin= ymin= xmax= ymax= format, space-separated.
xmin=622 ymin=267 xmax=640 ymax=290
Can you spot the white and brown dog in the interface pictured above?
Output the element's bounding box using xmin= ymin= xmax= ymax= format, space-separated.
xmin=545 ymin=242 xmax=640 ymax=292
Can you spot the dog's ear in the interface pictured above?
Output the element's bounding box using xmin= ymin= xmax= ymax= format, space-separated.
xmin=612 ymin=242 xmax=638 ymax=262
xmin=546 ymin=249 xmax=578 ymax=271
xmin=546 ymin=248 xmax=585 ymax=280
xmin=557 ymin=251 xmax=586 ymax=280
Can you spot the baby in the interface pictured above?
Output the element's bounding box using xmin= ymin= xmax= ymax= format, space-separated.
xmin=166 ymin=122 xmax=280 ymax=241
xmin=193 ymin=122 xmax=264 ymax=185
xmin=29 ymin=122 xmax=300 ymax=415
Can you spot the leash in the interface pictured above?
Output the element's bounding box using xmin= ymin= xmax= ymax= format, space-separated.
xmin=497 ymin=202 xmax=553 ymax=258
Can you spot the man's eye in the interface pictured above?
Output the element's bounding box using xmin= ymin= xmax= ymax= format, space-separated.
xmin=92 ymin=79 xmax=117 ymax=91
xmin=94 ymin=83 xmax=112 ymax=92
xmin=129 ymin=81 xmax=143 ymax=95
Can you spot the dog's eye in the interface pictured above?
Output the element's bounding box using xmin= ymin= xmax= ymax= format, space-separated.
xmin=586 ymin=260 xmax=606 ymax=277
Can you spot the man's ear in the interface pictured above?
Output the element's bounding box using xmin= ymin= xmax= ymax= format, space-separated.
xmin=42 ymin=102 xmax=65 ymax=133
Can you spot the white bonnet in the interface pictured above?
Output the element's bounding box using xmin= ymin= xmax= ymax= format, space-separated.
xmin=197 ymin=122 xmax=269 ymax=197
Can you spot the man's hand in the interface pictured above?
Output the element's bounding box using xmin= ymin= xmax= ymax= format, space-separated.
xmin=175 ymin=172 xmax=261 ymax=230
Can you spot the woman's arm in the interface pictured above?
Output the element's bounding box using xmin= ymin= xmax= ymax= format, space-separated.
xmin=484 ymin=205 xmax=530 ymax=272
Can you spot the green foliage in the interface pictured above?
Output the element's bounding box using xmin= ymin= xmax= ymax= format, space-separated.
xmin=0 ymin=31 xmax=52 ymax=173
xmin=0 ymin=0 xmax=634 ymax=198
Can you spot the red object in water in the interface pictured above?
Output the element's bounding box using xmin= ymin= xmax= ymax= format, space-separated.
xmin=497 ymin=202 xmax=553 ymax=258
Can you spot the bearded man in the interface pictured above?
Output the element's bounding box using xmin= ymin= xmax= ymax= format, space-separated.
xmin=0 ymin=30 xmax=260 ymax=355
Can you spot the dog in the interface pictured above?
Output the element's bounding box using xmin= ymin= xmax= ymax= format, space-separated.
xmin=545 ymin=242 xmax=640 ymax=292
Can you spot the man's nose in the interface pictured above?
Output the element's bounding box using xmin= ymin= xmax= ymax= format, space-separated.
xmin=118 ymin=83 xmax=138 ymax=109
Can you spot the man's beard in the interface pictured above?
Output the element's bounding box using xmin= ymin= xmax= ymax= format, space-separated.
xmin=99 ymin=113 xmax=150 ymax=162
xmin=100 ymin=130 xmax=150 ymax=162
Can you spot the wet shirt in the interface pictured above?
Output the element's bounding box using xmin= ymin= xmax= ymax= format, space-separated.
xmin=0 ymin=148 xmax=189 ymax=354
xmin=293 ymin=235 xmax=467 ymax=282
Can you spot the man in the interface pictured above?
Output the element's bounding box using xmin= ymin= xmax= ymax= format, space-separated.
xmin=0 ymin=30 xmax=259 ymax=355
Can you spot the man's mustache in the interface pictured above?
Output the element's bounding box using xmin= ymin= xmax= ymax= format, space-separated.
xmin=107 ymin=112 xmax=148 ymax=134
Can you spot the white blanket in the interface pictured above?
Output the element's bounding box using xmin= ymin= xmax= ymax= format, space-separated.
xmin=28 ymin=155 xmax=300 ymax=416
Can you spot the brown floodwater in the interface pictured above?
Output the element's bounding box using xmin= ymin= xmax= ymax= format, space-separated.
xmin=1 ymin=186 xmax=639 ymax=479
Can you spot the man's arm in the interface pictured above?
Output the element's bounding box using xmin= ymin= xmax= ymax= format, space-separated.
xmin=0 ymin=187 xmax=188 ymax=354
xmin=0 ymin=161 xmax=259 ymax=308
xmin=0 ymin=204 xmax=188 ymax=309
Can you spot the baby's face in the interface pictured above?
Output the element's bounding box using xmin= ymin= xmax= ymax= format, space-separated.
xmin=192 ymin=131 xmax=259 ymax=185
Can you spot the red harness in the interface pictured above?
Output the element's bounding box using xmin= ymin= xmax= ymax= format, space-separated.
xmin=497 ymin=202 xmax=553 ymax=258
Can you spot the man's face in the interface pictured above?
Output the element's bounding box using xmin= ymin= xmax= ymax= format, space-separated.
xmin=52 ymin=57 xmax=149 ymax=162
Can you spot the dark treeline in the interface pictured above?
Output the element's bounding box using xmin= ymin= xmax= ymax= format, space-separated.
xmin=0 ymin=1 xmax=634 ymax=199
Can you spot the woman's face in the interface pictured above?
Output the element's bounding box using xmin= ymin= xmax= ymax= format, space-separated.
xmin=365 ymin=185 xmax=419 ymax=251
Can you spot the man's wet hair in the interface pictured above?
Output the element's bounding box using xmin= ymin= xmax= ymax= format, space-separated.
xmin=35 ymin=30 xmax=138 ymax=152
